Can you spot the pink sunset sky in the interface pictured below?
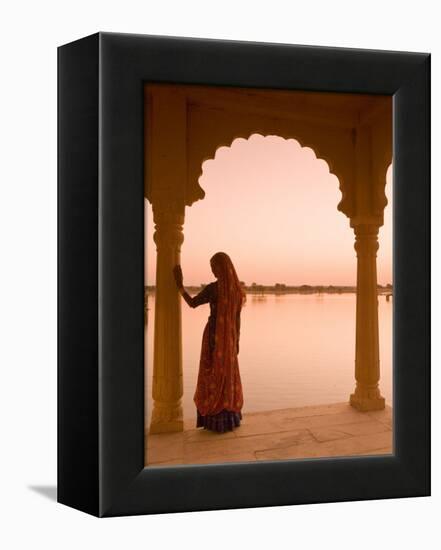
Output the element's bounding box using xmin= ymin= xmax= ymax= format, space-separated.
xmin=145 ymin=134 xmax=392 ymax=287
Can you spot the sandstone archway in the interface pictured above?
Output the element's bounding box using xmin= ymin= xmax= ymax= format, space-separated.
xmin=145 ymin=83 xmax=392 ymax=433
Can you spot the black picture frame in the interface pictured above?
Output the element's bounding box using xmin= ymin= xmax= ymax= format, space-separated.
xmin=58 ymin=32 xmax=430 ymax=517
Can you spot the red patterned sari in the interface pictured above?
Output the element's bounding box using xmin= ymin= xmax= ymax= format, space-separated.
xmin=182 ymin=252 xmax=245 ymax=432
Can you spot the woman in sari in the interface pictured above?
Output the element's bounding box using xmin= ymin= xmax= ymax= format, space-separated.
xmin=173 ymin=252 xmax=245 ymax=433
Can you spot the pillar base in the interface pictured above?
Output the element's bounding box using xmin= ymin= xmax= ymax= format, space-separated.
xmin=149 ymin=419 xmax=184 ymax=434
xmin=350 ymin=392 xmax=385 ymax=412
xmin=149 ymin=401 xmax=184 ymax=434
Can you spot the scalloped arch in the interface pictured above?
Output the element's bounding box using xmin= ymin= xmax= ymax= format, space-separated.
xmin=374 ymin=159 xmax=393 ymax=217
xmin=192 ymin=132 xmax=352 ymax=218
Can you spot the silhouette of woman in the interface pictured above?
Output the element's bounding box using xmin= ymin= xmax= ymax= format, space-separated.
xmin=173 ymin=252 xmax=245 ymax=433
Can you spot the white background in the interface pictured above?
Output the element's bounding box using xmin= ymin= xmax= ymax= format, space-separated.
xmin=0 ymin=1 xmax=439 ymax=548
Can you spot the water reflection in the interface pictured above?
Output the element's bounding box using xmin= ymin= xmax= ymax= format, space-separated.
xmin=145 ymin=293 xmax=392 ymax=423
xmin=250 ymin=294 xmax=267 ymax=303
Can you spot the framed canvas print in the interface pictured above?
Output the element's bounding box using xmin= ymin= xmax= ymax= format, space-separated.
xmin=58 ymin=32 xmax=430 ymax=517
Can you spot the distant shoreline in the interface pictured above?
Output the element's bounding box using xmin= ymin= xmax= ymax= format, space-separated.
xmin=145 ymin=284 xmax=393 ymax=295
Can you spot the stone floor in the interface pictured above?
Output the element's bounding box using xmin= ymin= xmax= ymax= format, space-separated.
xmin=145 ymin=402 xmax=393 ymax=467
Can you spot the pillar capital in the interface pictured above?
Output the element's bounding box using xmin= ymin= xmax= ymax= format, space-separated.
xmin=152 ymin=201 xmax=185 ymax=223
xmin=353 ymin=223 xmax=380 ymax=235
xmin=353 ymin=224 xmax=380 ymax=258
xmin=152 ymin=205 xmax=185 ymax=251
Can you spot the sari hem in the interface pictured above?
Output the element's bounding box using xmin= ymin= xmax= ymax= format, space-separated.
xmin=196 ymin=409 xmax=242 ymax=433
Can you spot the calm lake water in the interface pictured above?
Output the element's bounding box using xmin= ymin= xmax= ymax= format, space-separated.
xmin=145 ymin=293 xmax=392 ymax=423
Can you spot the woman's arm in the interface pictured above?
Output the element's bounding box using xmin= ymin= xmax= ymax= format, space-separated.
xmin=173 ymin=265 xmax=184 ymax=291
xmin=173 ymin=265 xmax=190 ymax=304
xmin=173 ymin=265 xmax=211 ymax=308
xmin=181 ymin=289 xmax=200 ymax=308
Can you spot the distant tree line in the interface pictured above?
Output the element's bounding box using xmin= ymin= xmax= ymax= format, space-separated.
xmin=145 ymin=282 xmax=393 ymax=294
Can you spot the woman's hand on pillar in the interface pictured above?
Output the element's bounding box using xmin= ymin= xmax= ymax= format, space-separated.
xmin=173 ymin=265 xmax=184 ymax=291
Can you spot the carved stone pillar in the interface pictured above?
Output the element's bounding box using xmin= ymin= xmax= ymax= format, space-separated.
xmin=350 ymin=224 xmax=385 ymax=411
xmin=149 ymin=205 xmax=185 ymax=433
